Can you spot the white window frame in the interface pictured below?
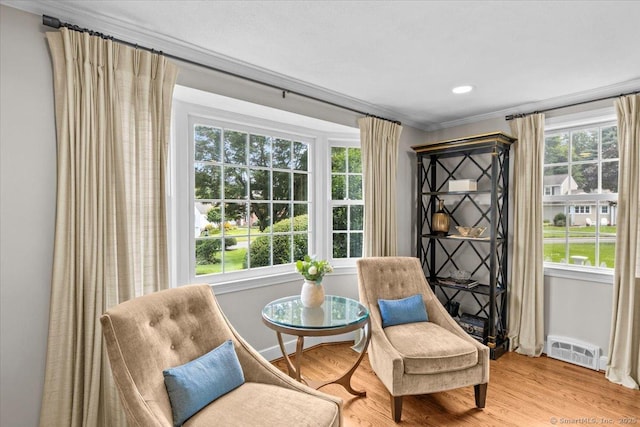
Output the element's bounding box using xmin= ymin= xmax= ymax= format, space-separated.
xmin=542 ymin=107 xmax=617 ymax=284
xmin=170 ymin=99 xmax=360 ymax=292
xmin=328 ymin=139 xmax=364 ymax=264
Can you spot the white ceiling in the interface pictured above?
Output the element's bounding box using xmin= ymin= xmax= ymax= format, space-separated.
xmin=5 ymin=0 xmax=640 ymax=130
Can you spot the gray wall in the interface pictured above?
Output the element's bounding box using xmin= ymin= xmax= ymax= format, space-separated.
xmin=0 ymin=5 xmax=425 ymax=426
xmin=1 ymin=6 xmax=57 ymax=427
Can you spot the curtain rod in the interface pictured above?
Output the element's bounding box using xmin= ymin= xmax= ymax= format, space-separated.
xmin=42 ymin=15 xmax=402 ymax=126
xmin=505 ymin=89 xmax=640 ymax=121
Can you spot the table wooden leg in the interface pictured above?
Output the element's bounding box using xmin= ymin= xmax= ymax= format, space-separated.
xmin=294 ymin=335 xmax=305 ymax=382
xmin=305 ymin=319 xmax=371 ymax=396
xmin=276 ymin=332 xmax=297 ymax=378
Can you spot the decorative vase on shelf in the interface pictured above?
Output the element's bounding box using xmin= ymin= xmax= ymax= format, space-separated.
xmin=432 ymin=198 xmax=450 ymax=235
xmin=300 ymin=280 xmax=325 ymax=308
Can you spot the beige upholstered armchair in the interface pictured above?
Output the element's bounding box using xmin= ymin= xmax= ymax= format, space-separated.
xmin=356 ymin=257 xmax=489 ymax=422
xmin=100 ymin=284 xmax=342 ymax=426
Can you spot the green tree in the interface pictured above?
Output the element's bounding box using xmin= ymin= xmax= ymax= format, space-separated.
xmin=207 ymin=205 xmax=221 ymax=224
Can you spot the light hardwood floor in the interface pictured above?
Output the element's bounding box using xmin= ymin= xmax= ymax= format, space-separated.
xmin=272 ymin=343 xmax=639 ymax=427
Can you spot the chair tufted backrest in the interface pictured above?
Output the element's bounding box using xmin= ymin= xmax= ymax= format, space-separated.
xmin=356 ymin=257 xmax=435 ymax=314
xmin=100 ymin=284 xmax=234 ymax=427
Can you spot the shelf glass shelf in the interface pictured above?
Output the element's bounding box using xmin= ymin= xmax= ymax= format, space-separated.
xmin=431 ymin=281 xmax=506 ymax=296
xmin=421 ymin=234 xmax=504 ymax=243
xmin=421 ymin=190 xmax=493 ymax=196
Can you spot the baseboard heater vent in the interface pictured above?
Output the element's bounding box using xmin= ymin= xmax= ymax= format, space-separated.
xmin=547 ymin=335 xmax=599 ymax=370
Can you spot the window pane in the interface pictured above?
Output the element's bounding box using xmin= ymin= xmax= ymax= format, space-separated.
xmin=601 ymin=126 xmax=618 ymax=159
xmin=249 ymin=169 xmax=270 ymax=200
xmin=273 ymin=203 xmax=291 ymax=227
xmin=294 ymin=209 xmax=308 ymax=229
xmin=568 ymin=224 xmax=595 ymax=267
xmin=571 ymin=163 xmax=597 ymax=193
xmin=333 ymin=233 xmax=347 ymax=258
xmin=293 ymin=173 xmax=307 ymax=201
xmin=195 ymin=238 xmax=222 ymax=275
xmin=350 ymin=205 xmax=363 ymax=230
xmin=331 ymin=147 xmax=346 ymax=172
xmin=602 ymin=161 xmax=618 ymax=193
xmin=293 ymin=233 xmax=308 ymax=262
xmin=273 ymin=235 xmax=292 ymax=265
xmin=250 ymin=202 xmax=271 ymax=232
xmin=293 ymin=203 xmax=308 ymax=217
xmin=223 ymin=234 xmax=246 ymax=273
xmin=293 ymin=141 xmax=308 ymax=171
xmin=348 ymin=175 xmax=363 ymax=200
xmin=224 ymin=202 xmax=247 ymax=225
xmin=544 ymin=166 xmax=569 ymax=195
xmin=332 ymin=175 xmax=346 ymax=200
xmin=543 ymin=202 xmax=567 ymax=263
xmin=350 ymin=233 xmax=363 ymax=258
xmin=195 ymin=202 xmax=219 ymax=237
xmin=195 ymin=165 xmax=221 ymax=199
xmin=599 ymin=218 xmax=616 ymax=268
xmin=273 ymin=139 xmax=291 ymax=169
xmin=544 ymin=165 xmax=568 ymax=177
xmin=273 ymin=171 xmax=291 ymax=200
xmin=248 ymin=235 xmax=271 ymax=268
xmin=544 ymin=133 xmax=568 ymax=164
xmin=571 ymin=128 xmax=598 ymax=161
xmin=333 ymin=206 xmax=347 ymax=230
xmin=195 ymin=125 xmax=221 ymax=162
xmin=348 ymin=147 xmax=362 ymax=173
xmin=224 ymin=130 xmax=247 ymax=164
xmin=224 ymin=167 xmax=248 ymax=199
xmin=249 ymin=134 xmax=271 ymax=167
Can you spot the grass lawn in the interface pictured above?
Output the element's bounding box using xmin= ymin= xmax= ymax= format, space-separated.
xmin=544 ymin=242 xmax=615 ymax=268
xmin=196 ymin=247 xmax=247 ymax=275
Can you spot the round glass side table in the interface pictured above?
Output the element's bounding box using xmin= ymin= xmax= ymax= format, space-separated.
xmin=262 ymin=294 xmax=370 ymax=396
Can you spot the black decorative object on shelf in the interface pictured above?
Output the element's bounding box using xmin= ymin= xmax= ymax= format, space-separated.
xmin=412 ymin=132 xmax=516 ymax=360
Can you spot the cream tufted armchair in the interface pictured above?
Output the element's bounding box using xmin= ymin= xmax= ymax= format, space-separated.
xmin=356 ymin=257 xmax=489 ymax=422
xmin=100 ymin=284 xmax=342 ymax=426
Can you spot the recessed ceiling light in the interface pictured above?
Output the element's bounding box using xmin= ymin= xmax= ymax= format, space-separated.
xmin=452 ymin=85 xmax=473 ymax=94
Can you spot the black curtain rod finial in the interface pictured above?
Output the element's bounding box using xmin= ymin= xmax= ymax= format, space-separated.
xmin=43 ymin=15 xmax=61 ymax=29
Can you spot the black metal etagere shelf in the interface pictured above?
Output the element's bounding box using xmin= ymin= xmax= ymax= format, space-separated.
xmin=412 ymin=132 xmax=516 ymax=359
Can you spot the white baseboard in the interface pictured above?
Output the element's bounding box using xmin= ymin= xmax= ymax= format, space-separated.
xmin=259 ymin=333 xmax=355 ymax=362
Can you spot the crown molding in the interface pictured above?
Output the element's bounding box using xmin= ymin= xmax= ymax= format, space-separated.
xmin=2 ymin=0 xmax=424 ymax=129
xmin=427 ymin=78 xmax=640 ymax=131
xmin=3 ymin=0 xmax=638 ymax=133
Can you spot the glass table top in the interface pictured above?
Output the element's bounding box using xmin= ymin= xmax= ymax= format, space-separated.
xmin=262 ymin=295 xmax=369 ymax=329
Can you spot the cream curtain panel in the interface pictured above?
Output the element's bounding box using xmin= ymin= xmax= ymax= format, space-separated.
xmin=358 ymin=117 xmax=402 ymax=257
xmin=606 ymin=94 xmax=640 ymax=389
xmin=40 ymin=29 xmax=178 ymax=426
xmin=508 ymin=114 xmax=545 ymax=357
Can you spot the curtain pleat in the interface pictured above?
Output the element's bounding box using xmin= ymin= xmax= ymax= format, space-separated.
xmin=606 ymin=94 xmax=640 ymax=389
xmin=40 ymin=28 xmax=178 ymax=426
xmin=508 ymin=114 xmax=545 ymax=357
xmin=358 ymin=117 xmax=402 ymax=257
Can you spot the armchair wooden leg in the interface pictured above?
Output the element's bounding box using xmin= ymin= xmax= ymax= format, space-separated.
xmin=474 ymin=383 xmax=488 ymax=408
xmin=390 ymin=395 xmax=403 ymax=422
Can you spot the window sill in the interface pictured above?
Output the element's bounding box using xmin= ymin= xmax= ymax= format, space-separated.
xmin=544 ymin=263 xmax=614 ymax=284
xmin=197 ymin=264 xmax=358 ymax=295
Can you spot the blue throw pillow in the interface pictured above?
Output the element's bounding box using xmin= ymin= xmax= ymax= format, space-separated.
xmin=378 ymin=294 xmax=429 ymax=328
xmin=163 ymin=340 xmax=244 ymax=426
